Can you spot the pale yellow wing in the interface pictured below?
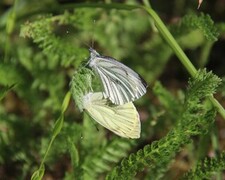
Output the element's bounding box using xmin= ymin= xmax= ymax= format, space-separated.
xmin=83 ymin=92 xmax=140 ymax=138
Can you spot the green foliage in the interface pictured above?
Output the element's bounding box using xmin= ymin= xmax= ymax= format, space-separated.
xmin=218 ymin=76 xmax=225 ymax=97
xmin=82 ymin=138 xmax=137 ymax=179
xmin=106 ymin=69 xmax=220 ymax=179
xmin=0 ymin=63 xmax=24 ymax=85
xmin=1 ymin=1 xmax=225 ymax=179
xmin=174 ymin=12 xmax=219 ymax=41
xmin=70 ymin=67 xmax=93 ymax=111
xmin=141 ymin=11 xmax=221 ymax=83
xmin=67 ymin=137 xmax=79 ymax=170
xmin=186 ymin=69 xmax=221 ymax=100
xmin=153 ymin=81 xmax=182 ymax=121
xmin=183 ymin=152 xmax=225 ymax=179
xmin=31 ymin=92 xmax=71 ymax=180
xmin=31 ymin=164 xmax=45 ymax=180
xmin=0 ymin=84 xmax=15 ymax=101
xmin=20 ymin=13 xmax=88 ymax=68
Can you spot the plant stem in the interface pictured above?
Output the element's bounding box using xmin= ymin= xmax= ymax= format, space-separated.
xmin=143 ymin=7 xmax=197 ymax=76
xmin=142 ymin=6 xmax=225 ymax=119
xmin=142 ymin=0 xmax=158 ymax=32
xmin=35 ymin=92 xmax=71 ymax=179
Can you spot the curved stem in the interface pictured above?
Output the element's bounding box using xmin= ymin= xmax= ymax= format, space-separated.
xmin=142 ymin=6 xmax=225 ymax=119
xmin=143 ymin=7 xmax=197 ymax=76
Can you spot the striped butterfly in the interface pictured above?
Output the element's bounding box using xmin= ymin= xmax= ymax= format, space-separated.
xmin=83 ymin=92 xmax=140 ymax=138
xmin=87 ymin=48 xmax=147 ymax=105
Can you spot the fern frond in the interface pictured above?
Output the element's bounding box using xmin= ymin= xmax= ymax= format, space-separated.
xmin=106 ymin=69 xmax=220 ymax=179
xmin=183 ymin=152 xmax=225 ymax=179
xmin=82 ymin=138 xmax=136 ymax=179
xmin=186 ymin=69 xmax=222 ymax=103
xmin=20 ymin=13 xmax=88 ymax=67
xmin=175 ymin=12 xmax=219 ymax=41
xmin=70 ymin=67 xmax=93 ymax=111
xmin=153 ymin=81 xmax=182 ymax=120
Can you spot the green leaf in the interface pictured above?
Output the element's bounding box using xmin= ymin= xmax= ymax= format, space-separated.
xmin=0 ymin=63 xmax=24 ymax=85
xmin=67 ymin=137 xmax=79 ymax=168
xmin=186 ymin=69 xmax=222 ymax=101
xmin=52 ymin=115 xmax=64 ymax=138
xmin=106 ymin=69 xmax=220 ymax=179
xmin=183 ymin=152 xmax=225 ymax=179
xmin=70 ymin=67 xmax=94 ymax=111
xmin=0 ymin=84 xmax=16 ymax=101
xmin=181 ymin=13 xmax=219 ymax=41
xmin=31 ymin=164 xmax=45 ymax=180
xmin=61 ymin=91 xmax=71 ymax=114
xmin=52 ymin=92 xmax=71 ymax=138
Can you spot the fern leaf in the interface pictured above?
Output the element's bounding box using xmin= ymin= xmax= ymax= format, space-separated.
xmin=70 ymin=67 xmax=93 ymax=111
xmin=183 ymin=152 xmax=225 ymax=179
xmin=106 ymin=69 xmax=221 ymax=179
xmin=173 ymin=12 xmax=219 ymax=42
xmin=20 ymin=13 xmax=88 ymax=68
xmin=83 ymin=138 xmax=136 ymax=179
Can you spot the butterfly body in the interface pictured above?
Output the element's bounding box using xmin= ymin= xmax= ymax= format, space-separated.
xmin=88 ymin=48 xmax=147 ymax=105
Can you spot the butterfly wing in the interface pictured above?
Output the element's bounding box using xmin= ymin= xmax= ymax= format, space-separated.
xmin=83 ymin=92 xmax=140 ymax=138
xmin=88 ymin=50 xmax=147 ymax=105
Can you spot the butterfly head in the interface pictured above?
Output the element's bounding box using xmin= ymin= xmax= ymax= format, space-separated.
xmin=89 ymin=48 xmax=100 ymax=58
xmin=88 ymin=48 xmax=100 ymax=67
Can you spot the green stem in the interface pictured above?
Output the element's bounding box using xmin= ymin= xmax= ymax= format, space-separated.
xmin=208 ymin=95 xmax=225 ymax=118
xmin=40 ymin=92 xmax=71 ymax=165
xmin=211 ymin=126 xmax=222 ymax=180
xmin=39 ymin=130 xmax=57 ymax=167
xmin=199 ymin=42 xmax=213 ymax=68
xmin=32 ymin=92 xmax=71 ymax=179
xmin=142 ymin=0 xmax=158 ymax=32
xmin=4 ymin=0 xmax=18 ymax=62
xmin=143 ymin=7 xmax=197 ymax=76
xmin=142 ymin=6 xmax=225 ymax=119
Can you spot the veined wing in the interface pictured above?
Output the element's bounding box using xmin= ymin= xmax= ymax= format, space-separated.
xmin=92 ymin=55 xmax=147 ymax=105
xmin=83 ymin=92 xmax=140 ymax=138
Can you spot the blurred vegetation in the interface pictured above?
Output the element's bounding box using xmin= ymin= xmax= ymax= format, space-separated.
xmin=1 ymin=0 xmax=225 ymax=179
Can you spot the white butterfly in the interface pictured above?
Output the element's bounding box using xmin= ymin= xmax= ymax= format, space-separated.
xmin=87 ymin=48 xmax=147 ymax=105
xmin=82 ymin=92 xmax=141 ymax=138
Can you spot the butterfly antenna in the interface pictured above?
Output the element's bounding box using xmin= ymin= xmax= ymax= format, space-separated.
xmin=81 ymin=41 xmax=90 ymax=49
xmin=91 ymin=19 xmax=96 ymax=48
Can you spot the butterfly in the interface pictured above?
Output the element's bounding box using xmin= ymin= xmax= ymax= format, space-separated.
xmin=87 ymin=48 xmax=147 ymax=105
xmin=82 ymin=92 xmax=140 ymax=138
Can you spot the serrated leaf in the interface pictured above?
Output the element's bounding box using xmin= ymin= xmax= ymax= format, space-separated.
xmin=182 ymin=13 xmax=219 ymax=41
xmin=187 ymin=69 xmax=222 ymax=100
